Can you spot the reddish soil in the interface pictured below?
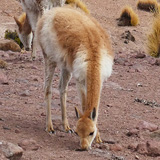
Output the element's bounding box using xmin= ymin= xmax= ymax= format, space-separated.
xmin=0 ymin=0 xmax=160 ymax=159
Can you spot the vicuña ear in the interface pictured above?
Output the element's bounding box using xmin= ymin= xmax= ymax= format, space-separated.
xmin=14 ymin=16 xmax=22 ymax=30
xmin=75 ymin=107 xmax=82 ymax=119
xmin=90 ymin=107 xmax=96 ymax=121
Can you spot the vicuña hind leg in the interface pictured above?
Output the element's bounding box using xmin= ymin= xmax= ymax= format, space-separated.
xmin=44 ymin=58 xmax=56 ymax=133
xmin=59 ymin=68 xmax=72 ymax=132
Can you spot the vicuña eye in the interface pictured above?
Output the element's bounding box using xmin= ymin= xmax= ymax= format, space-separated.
xmin=89 ymin=132 xmax=94 ymax=136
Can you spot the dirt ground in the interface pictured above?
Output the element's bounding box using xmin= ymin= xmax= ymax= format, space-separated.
xmin=0 ymin=0 xmax=160 ymax=159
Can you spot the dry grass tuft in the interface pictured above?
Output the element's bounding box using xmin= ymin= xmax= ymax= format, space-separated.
xmin=0 ymin=59 xmax=7 ymax=69
xmin=118 ymin=6 xmax=139 ymax=26
xmin=137 ymin=0 xmax=158 ymax=12
xmin=147 ymin=15 xmax=160 ymax=57
xmin=65 ymin=0 xmax=90 ymax=14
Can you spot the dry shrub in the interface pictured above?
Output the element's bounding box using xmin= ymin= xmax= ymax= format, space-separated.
xmin=147 ymin=15 xmax=160 ymax=57
xmin=65 ymin=0 xmax=90 ymax=14
xmin=0 ymin=59 xmax=7 ymax=69
xmin=137 ymin=0 xmax=158 ymax=12
xmin=118 ymin=6 xmax=139 ymax=26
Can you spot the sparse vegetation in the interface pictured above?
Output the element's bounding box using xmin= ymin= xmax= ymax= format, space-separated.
xmin=0 ymin=59 xmax=7 ymax=69
xmin=65 ymin=0 xmax=90 ymax=14
xmin=118 ymin=6 xmax=139 ymax=26
xmin=147 ymin=15 xmax=160 ymax=57
xmin=137 ymin=0 xmax=158 ymax=12
xmin=4 ymin=30 xmax=23 ymax=49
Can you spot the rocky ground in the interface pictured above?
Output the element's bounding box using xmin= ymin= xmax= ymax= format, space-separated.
xmin=0 ymin=0 xmax=160 ymax=159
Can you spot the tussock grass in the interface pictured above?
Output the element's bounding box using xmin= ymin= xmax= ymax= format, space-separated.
xmin=0 ymin=59 xmax=7 ymax=69
xmin=118 ymin=6 xmax=139 ymax=26
xmin=137 ymin=0 xmax=158 ymax=12
xmin=147 ymin=15 xmax=160 ymax=57
xmin=4 ymin=30 xmax=23 ymax=49
xmin=66 ymin=0 xmax=90 ymax=14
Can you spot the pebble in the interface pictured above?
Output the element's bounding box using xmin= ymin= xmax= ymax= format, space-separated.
xmin=0 ymin=140 xmax=23 ymax=160
xmin=136 ymin=120 xmax=158 ymax=132
xmin=18 ymin=139 xmax=40 ymax=151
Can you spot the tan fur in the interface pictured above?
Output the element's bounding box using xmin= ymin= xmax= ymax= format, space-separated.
xmin=36 ymin=7 xmax=114 ymax=150
xmin=118 ymin=6 xmax=139 ymax=26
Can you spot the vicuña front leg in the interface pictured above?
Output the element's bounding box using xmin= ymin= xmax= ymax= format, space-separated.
xmin=96 ymin=130 xmax=102 ymax=143
xmin=44 ymin=59 xmax=56 ymax=133
xmin=59 ymin=68 xmax=72 ymax=132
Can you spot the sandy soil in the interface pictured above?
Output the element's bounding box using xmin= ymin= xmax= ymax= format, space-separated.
xmin=0 ymin=0 xmax=160 ymax=159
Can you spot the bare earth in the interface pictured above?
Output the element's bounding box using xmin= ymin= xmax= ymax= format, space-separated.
xmin=0 ymin=0 xmax=160 ymax=159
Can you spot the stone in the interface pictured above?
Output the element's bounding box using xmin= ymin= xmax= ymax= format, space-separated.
xmin=127 ymin=129 xmax=139 ymax=136
xmin=0 ymin=39 xmax=21 ymax=52
xmin=19 ymin=90 xmax=30 ymax=97
xmin=99 ymin=143 xmax=110 ymax=150
xmin=18 ymin=139 xmax=39 ymax=151
xmin=0 ymin=72 xmax=9 ymax=85
xmin=128 ymin=143 xmax=138 ymax=151
xmin=136 ymin=143 xmax=148 ymax=155
xmin=134 ymin=53 xmax=146 ymax=59
xmin=136 ymin=120 xmax=158 ymax=132
xmin=110 ymin=144 xmax=123 ymax=152
xmin=0 ymin=141 xmax=23 ymax=160
xmin=121 ymin=30 xmax=135 ymax=43
xmin=146 ymin=141 xmax=160 ymax=156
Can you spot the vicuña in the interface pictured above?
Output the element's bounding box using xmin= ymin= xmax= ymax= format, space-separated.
xmin=36 ymin=6 xmax=114 ymax=150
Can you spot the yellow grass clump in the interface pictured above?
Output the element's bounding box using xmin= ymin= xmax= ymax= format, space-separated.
xmin=137 ymin=0 xmax=158 ymax=12
xmin=65 ymin=0 xmax=90 ymax=14
xmin=147 ymin=15 xmax=160 ymax=57
xmin=118 ymin=6 xmax=139 ymax=26
xmin=0 ymin=59 xmax=7 ymax=69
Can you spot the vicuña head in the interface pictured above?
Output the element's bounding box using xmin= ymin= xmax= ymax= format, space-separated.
xmin=75 ymin=107 xmax=97 ymax=150
xmin=14 ymin=13 xmax=32 ymax=51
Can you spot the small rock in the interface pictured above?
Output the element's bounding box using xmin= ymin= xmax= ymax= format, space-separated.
xmin=121 ymin=30 xmax=135 ymax=42
xmin=18 ymin=139 xmax=39 ymax=151
xmin=128 ymin=143 xmax=138 ymax=151
xmin=153 ymin=59 xmax=160 ymax=66
xmin=0 ymin=141 xmax=23 ymax=160
xmin=99 ymin=143 xmax=109 ymax=150
xmin=136 ymin=120 xmax=158 ymax=132
xmin=0 ymin=152 xmax=7 ymax=160
xmin=15 ymin=129 xmax=20 ymax=134
xmin=0 ymin=72 xmax=9 ymax=85
xmin=110 ymin=144 xmax=123 ymax=152
xmin=136 ymin=143 xmax=148 ymax=155
xmin=31 ymin=66 xmax=38 ymax=70
xmin=127 ymin=129 xmax=139 ymax=136
xmin=135 ymin=53 xmax=146 ymax=59
xmin=114 ymin=57 xmax=127 ymax=66
xmin=3 ymin=126 xmax=11 ymax=130
xmin=147 ymin=141 xmax=160 ymax=156
xmin=135 ymin=155 xmax=140 ymax=159
xmin=41 ymin=113 xmax=46 ymax=116
xmin=19 ymin=90 xmax=30 ymax=97
xmin=0 ymin=39 xmax=21 ymax=52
